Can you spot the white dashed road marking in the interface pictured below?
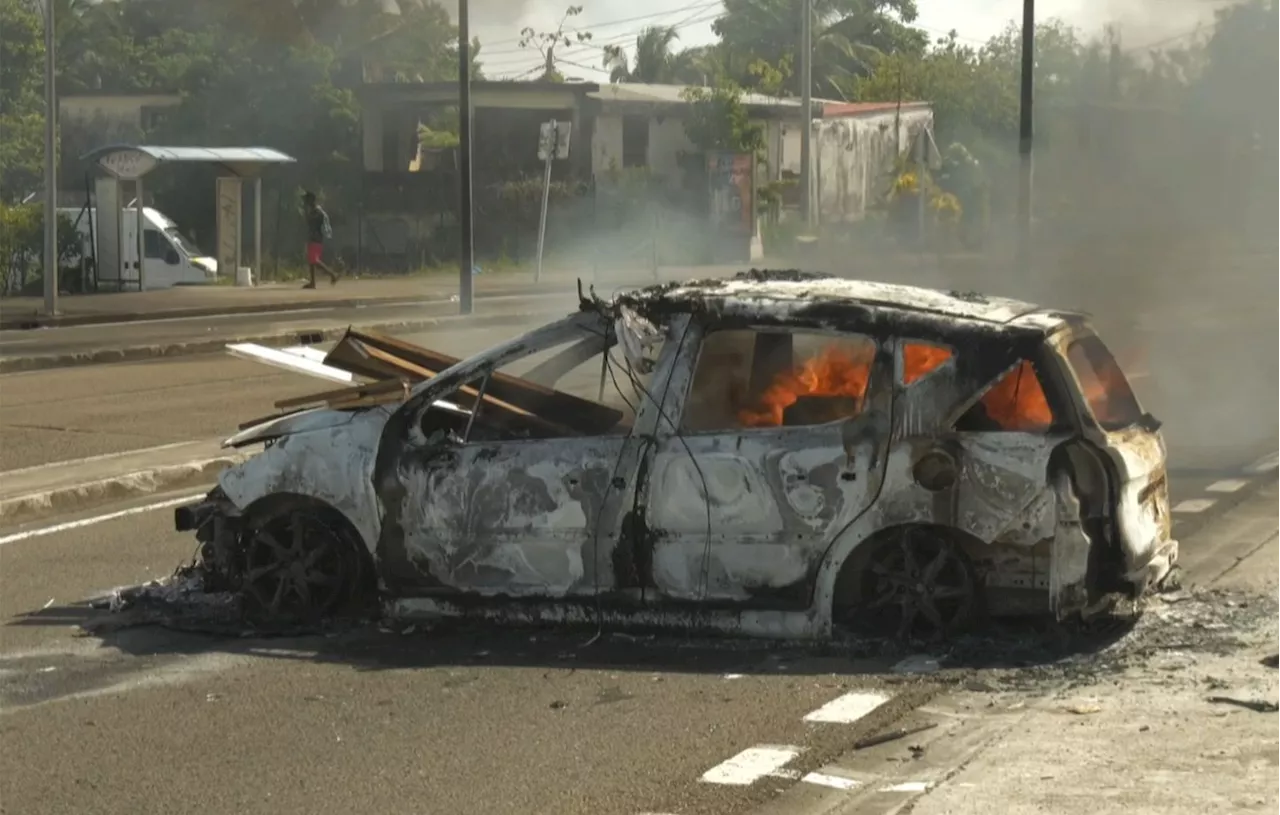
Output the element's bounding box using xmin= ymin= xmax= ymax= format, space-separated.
xmin=1206 ymin=479 xmax=1249 ymax=493
xmin=700 ymin=745 xmax=803 ymax=786
xmin=1173 ymin=499 xmax=1216 ymax=514
xmin=802 ymin=691 xmax=890 ymax=724
xmin=879 ymin=781 xmax=932 ymax=793
xmin=802 ymin=772 xmax=862 ymax=791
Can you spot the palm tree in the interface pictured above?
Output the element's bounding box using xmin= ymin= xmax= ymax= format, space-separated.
xmin=602 ymin=25 xmax=682 ymax=83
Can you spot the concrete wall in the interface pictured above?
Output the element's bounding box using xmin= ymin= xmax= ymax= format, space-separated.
xmin=59 ymin=94 xmax=181 ymax=131
xmin=592 ymin=109 xmax=780 ymax=187
xmin=780 ymin=107 xmax=934 ymax=223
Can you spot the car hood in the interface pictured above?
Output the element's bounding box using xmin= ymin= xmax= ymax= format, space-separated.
xmin=223 ymin=408 xmax=378 ymax=449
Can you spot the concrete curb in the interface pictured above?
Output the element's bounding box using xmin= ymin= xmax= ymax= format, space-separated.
xmin=0 ymin=308 xmax=566 ymax=374
xmin=0 ymin=282 xmax=567 ymax=331
xmin=0 ymin=453 xmax=250 ymax=526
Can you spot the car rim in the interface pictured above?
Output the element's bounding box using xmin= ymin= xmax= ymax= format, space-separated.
xmin=243 ymin=511 xmax=351 ymax=618
xmin=862 ymin=530 xmax=976 ymax=641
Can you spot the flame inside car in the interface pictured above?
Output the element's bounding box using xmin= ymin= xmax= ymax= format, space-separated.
xmin=736 ymin=340 xmax=1058 ymax=432
xmin=739 ymin=342 xmax=875 ymax=427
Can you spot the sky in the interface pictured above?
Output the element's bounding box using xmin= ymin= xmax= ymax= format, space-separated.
xmin=465 ymin=0 xmax=1230 ymax=81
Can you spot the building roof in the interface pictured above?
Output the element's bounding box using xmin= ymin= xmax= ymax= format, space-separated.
xmin=589 ymin=83 xmax=817 ymax=116
xmin=80 ymin=145 xmax=296 ymax=178
xmin=81 ymin=145 xmax=295 ymax=164
xmin=616 ymin=270 xmax=1061 ymax=332
xmin=821 ymin=101 xmax=931 ymax=118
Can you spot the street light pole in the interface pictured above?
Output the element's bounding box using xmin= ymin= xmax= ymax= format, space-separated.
xmin=799 ymin=0 xmax=814 ymax=228
xmin=43 ymin=0 xmax=58 ymax=316
xmin=457 ymin=0 xmax=475 ymax=315
xmin=1015 ymin=0 xmax=1035 ymax=276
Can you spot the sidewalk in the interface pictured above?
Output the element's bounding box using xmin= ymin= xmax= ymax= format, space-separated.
xmin=0 ymin=439 xmax=245 ymax=525
xmin=0 ymin=270 xmax=567 ymax=329
xmin=898 ymin=484 xmax=1280 ymax=815
xmin=0 ymin=264 xmax=729 ymax=330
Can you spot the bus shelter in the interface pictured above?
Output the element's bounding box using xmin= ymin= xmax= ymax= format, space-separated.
xmin=80 ymin=145 xmax=295 ymax=290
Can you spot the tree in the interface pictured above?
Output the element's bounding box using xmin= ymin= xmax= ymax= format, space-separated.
xmin=713 ymin=0 xmax=927 ymax=97
xmin=602 ymin=25 xmax=683 ymax=83
xmin=681 ymin=82 xmax=764 ymax=154
xmin=0 ymin=0 xmax=46 ymax=202
xmin=519 ymin=5 xmax=592 ymax=83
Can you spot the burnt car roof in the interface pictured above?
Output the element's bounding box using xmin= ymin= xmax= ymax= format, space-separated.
xmin=613 ymin=270 xmax=1077 ymax=335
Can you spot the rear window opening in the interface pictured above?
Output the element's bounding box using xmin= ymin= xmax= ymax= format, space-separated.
xmin=955 ymin=360 xmax=1055 ymax=433
xmin=1066 ymin=335 xmax=1145 ymax=431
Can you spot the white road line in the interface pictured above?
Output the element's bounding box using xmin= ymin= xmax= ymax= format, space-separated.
xmin=0 ymin=441 xmax=198 ymax=477
xmin=0 ymin=493 xmax=204 ymax=546
xmin=878 ymin=781 xmax=932 ymax=793
xmin=802 ymin=772 xmax=861 ymax=791
xmin=1206 ymin=479 xmax=1249 ymax=493
xmin=1173 ymin=499 xmax=1216 ymax=514
xmin=802 ymin=691 xmax=891 ymax=724
xmin=1246 ymin=451 xmax=1279 ymax=474
xmin=700 ymin=745 xmax=802 ymax=786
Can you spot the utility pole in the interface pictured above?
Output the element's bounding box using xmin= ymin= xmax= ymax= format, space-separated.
xmin=456 ymin=0 xmax=475 ymax=315
xmin=799 ymin=0 xmax=814 ymax=228
xmin=43 ymin=0 xmax=58 ymax=316
xmin=1015 ymin=0 xmax=1035 ymax=276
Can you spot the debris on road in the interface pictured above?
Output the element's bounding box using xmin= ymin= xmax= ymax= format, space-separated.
xmin=1207 ymin=696 xmax=1280 ymax=713
xmin=1066 ymin=703 xmax=1103 ymax=715
xmin=854 ymin=721 xmax=939 ymax=750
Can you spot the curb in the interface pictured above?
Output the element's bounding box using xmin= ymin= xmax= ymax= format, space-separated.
xmin=0 ymin=281 xmax=578 ymax=331
xmin=0 ymin=453 xmax=250 ymax=527
xmin=0 ymin=308 xmax=566 ymax=374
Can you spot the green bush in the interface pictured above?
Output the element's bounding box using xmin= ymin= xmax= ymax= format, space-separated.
xmin=0 ymin=202 xmax=86 ymax=296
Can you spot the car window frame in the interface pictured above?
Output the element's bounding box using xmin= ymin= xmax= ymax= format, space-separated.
xmin=670 ymin=320 xmax=888 ymax=438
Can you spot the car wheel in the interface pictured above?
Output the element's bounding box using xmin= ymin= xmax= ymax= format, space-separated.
xmin=240 ymin=508 xmax=368 ymax=621
xmin=855 ymin=527 xmax=980 ymax=641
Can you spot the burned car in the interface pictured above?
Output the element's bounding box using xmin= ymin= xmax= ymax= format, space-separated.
xmin=173 ymin=270 xmax=1178 ymax=640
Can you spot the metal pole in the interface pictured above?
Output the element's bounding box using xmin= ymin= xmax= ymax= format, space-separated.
xmin=799 ymin=0 xmax=813 ymax=228
xmin=42 ymin=0 xmax=58 ymax=315
xmin=135 ymin=180 xmax=146 ymax=290
xmin=254 ymin=177 xmax=262 ymax=287
xmin=1015 ymin=0 xmax=1035 ymax=276
xmin=534 ymin=122 xmax=554 ymax=283
xmin=457 ymin=0 xmax=475 ymax=315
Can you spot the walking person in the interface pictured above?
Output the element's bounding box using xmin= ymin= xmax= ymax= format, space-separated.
xmin=302 ymin=191 xmax=338 ymax=288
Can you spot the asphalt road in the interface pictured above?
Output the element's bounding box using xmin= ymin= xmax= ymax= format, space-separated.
xmin=0 ymin=290 xmax=576 ymax=362
xmin=0 ymin=472 xmax=1274 ymax=815
xmin=0 ymin=320 xmax=554 ymax=471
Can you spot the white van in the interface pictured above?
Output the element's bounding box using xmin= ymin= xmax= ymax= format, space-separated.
xmin=61 ymin=206 xmax=219 ymax=290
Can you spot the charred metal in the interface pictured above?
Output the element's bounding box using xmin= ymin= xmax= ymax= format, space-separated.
xmin=153 ymin=270 xmax=1179 ymax=641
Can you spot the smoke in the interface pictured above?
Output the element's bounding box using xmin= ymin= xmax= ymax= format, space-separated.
xmin=1074 ymin=0 xmax=1233 ymax=42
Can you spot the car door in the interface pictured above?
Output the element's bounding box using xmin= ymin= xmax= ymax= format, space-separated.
xmin=888 ymin=336 xmax=1071 ymax=589
xmin=373 ymin=310 xmax=670 ymax=602
xmin=639 ymin=321 xmax=894 ymax=607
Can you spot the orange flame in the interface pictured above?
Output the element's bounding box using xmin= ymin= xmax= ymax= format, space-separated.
xmin=978 ymin=361 xmax=1053 ymax=431
xmin=738 ymin=343 xmax=875 ymax=427
xmin=738 ymin=341 xmax=1059 ymax=432
xmin=903 ymin=343 xmax=953 ymax=384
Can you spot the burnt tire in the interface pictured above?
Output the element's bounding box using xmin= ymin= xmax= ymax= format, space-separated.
xmin=843 ymin=527 xmax=981 ymax=642
xmin=239 ymin=504 xmax=373 ymax=622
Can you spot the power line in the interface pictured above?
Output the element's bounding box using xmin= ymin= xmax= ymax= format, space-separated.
xmin=479 ymin=7 xmax=723 ymax=73
xmin=476 ymin=1 xmax=721 ymax=53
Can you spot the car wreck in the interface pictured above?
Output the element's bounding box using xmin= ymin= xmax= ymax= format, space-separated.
xmin=164 ymin=270 xmax=1178 ymax=641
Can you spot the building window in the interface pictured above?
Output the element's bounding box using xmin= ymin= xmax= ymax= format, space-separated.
xmin=622 ymin=115 xmax=649 ymax=168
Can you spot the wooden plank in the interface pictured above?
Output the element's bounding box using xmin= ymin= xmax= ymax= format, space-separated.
xmin=274 ymin=378 xmax=408 ymax=410
xmin=344 ymin=328 xmax=624 ymax=433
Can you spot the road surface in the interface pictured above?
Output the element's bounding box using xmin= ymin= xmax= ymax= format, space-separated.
xmin=0 ymin=473 xmax=1273 ymax=815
